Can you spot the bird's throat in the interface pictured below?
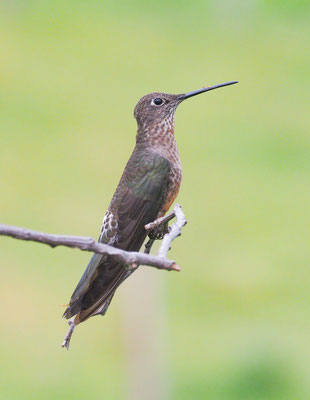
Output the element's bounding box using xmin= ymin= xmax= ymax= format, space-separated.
xmin=136 ymin=115 xmax=175 ymax=145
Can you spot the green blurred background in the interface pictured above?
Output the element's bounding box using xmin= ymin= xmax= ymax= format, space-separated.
xmin=1 ymin=1 xmax=310 ymax=399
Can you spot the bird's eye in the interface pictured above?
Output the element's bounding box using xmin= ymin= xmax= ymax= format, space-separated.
xmin=152 ymin=97 xmax=164 ymax=106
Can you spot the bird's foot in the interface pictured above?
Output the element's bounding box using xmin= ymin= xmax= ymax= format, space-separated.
xmin=148 ymin=221 xmax=170 ymax=240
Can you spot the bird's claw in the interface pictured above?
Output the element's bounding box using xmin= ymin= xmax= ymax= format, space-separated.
xmin=148 ymin=222 xmax=170 ymax=240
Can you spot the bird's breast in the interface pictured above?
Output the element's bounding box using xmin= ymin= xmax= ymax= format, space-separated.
xmin=159 ymin=160 xmax=182 ymax=216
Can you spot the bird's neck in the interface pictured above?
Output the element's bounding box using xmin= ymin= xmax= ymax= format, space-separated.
xmin=136 ymin=117 xmax=180 ymax=165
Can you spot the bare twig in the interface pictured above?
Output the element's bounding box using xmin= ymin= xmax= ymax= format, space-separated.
xmin=144 ymin=210 xmax=176 ymax=231
xmin=144 ymin=204 xmax=187 ymax=260
xmin=157 ymin=204 xmax=187 ymax=258
xmin=0 ymin=223 xmax=179 ymax=271
xmin=0 ymin=204 xmax=186 ymax=272
xmin=62 ymin=320 xmax=75 ymax=350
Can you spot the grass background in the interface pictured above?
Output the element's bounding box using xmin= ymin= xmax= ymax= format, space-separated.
xmin=1 ymin=1 xmax=310 ymax=399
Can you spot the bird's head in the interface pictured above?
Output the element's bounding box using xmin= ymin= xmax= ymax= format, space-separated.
xmin=133 ymin=81 xmax=238 ymax=135
xmin=134 ymin=92 xmax=181 ymax=130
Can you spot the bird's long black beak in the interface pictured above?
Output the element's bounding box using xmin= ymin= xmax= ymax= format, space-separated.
xmin=178 ymin=81 xmax=238 ymax=100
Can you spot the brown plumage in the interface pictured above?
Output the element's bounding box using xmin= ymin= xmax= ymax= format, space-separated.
xmin=62 ymin=81 xmax=238 ymax=346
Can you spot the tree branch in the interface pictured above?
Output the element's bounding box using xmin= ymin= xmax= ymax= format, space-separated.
xmin=0 ymin=204 xmax=187 ymax=272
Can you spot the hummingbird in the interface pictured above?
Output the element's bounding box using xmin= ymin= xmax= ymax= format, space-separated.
xmin=62 ymin=80 xmax=238 ymax=348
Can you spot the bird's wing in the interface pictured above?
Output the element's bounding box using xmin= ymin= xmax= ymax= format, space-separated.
xmin=116 ymin=151 xmax=171 ymax=251
xmin=63 ymin=150 xmax=170 ymax=321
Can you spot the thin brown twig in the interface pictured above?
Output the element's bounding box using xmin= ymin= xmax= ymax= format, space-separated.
xmin=144 ymin=210 xmax=176 ymax=231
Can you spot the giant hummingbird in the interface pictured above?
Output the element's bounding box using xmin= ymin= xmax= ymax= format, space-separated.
xmin=62 ymin=81 xmax=238 ymax=348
